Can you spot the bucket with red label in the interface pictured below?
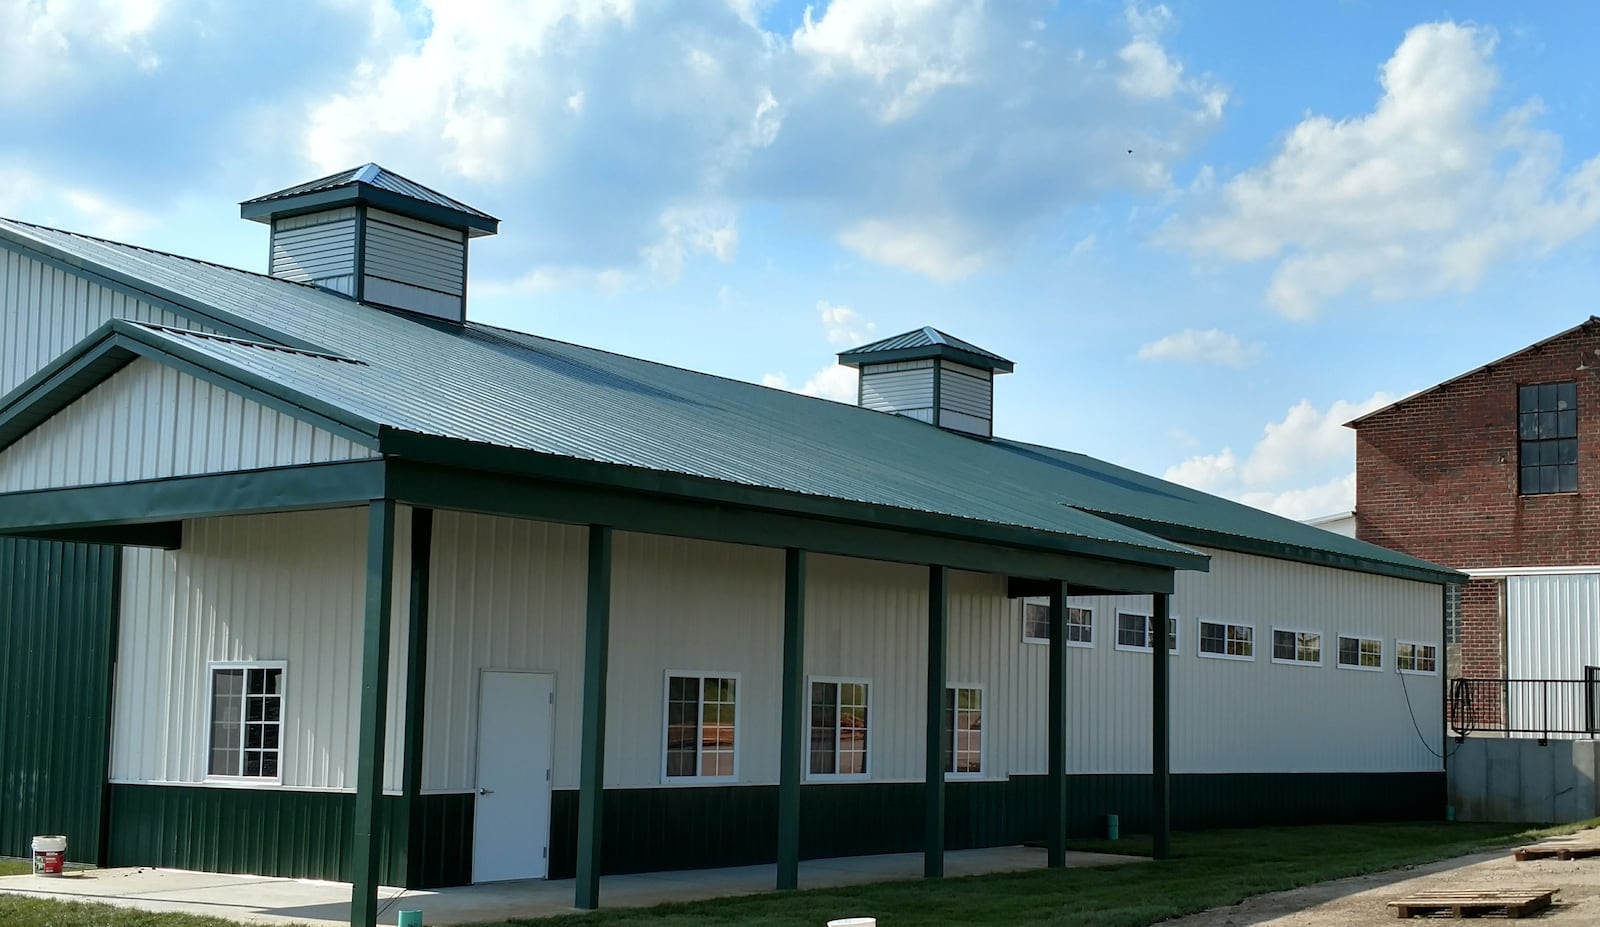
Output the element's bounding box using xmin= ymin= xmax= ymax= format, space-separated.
xmin=31 ymin=836 xmax=67 ymax=876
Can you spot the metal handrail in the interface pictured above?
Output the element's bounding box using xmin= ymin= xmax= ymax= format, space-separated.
xmin=1449 ymin=671 xmax=1600 ymax=744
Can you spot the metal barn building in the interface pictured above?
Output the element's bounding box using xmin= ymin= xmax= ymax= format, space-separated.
xmin=0 ymin=166 xmax=1457 ymax=924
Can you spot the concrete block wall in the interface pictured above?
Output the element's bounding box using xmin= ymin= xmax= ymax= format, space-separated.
xmin=1448 ymin=737 xmax=1600 ymax=823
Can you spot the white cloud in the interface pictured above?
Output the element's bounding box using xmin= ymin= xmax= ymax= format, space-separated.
xmin=837 ymin=218 xmax=988 ymax=281
xmin=1136 ymin=328 xmax=1263 ymax=367
xmin=818 ymin=301 xmax=876 ymax=346
xmin=1163 ymin=393 xmax=1393 ymax=518
xmin=762 ymin=365 xmax=858 ymax=402
xmin=792 ymin=0 xmax=984 ymax=123
xmin=0 ymin=0 xmax=168 ymax=98
xmin=1117 ymin=5 xmax=1183 ymax=100
xmin=1167 ymin=21 xmax=1600 ymax=319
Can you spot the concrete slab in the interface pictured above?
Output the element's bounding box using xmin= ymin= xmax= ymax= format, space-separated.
xmin=0 ymin=845 xmax=1144 ymax=925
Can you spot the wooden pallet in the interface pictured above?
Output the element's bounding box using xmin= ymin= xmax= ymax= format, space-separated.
xmin=1389 ymin=889 xmax=1556 ymax=919
xmin=1514 ymin=842 xmax=1600 ymax=861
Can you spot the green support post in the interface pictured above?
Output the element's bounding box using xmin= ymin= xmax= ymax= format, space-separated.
xmin=1047 ymin=579 xmax=1068 ymax=868
xmin=925 ymin=565 xmax=948 ymax=879
xmin=777 ymin=548 xmax=807 ymax=890
xmin=1151 ymin=592 xmax=1171 ymax=861
xmin=351 ymin=500 xmax=396 ymax=927
xmin=575 ymin=525 xmax=614 ymax=910
xmin=401 ymin=508 xmax=434 ymax=888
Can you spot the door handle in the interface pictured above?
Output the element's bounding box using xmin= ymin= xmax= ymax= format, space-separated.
xmin=478 ymin=788 xmax=494 ymax=796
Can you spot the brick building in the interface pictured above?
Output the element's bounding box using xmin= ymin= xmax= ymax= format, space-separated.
xmin=1351 ymin=318 xmax=1600 ymax=711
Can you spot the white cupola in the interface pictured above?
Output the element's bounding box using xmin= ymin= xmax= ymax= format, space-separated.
xmin=838 ymin=327 xmax=1014 ymax=439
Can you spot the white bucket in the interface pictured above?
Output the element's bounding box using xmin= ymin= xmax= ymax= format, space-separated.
xmin=827 ymin=919 xmax=876 ymax=927
xmin=31 ymin=835 xmax=67 ymax=876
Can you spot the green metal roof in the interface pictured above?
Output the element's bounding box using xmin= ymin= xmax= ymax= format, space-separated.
xmin=239 ymin=164 xmax=500 ymax=237
xmin=838 ymin=327 xmax=1015 ymax=373
xmin=0 ymin=216 xmax=1462 ymax=584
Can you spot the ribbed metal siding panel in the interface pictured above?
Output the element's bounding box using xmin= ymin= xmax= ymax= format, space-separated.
xmin=0 ymin=539 xmax=117 ymax=862
xmin=1506 ymin=574 xmax=1600 ymax=733
xmin=607 ymin=533 xmax=785 ymax=786
xmin=0 ymin=246 xmax=195 ymax=396
xmin=1507 ymin=575 xmax=1600 ymax=679
xmin=270 ymin=210 xmax=357 ymax=294
xmin=1043 ymin=548 xmax=1443 ymax=774
xmin=859 ymin=363 xmax=934 ymax=419
xmin=0 ymin=358 xmax=378 ymax=493
xmin=112 ymin=508 xmax=409 ymax=793
xmin=364 ymin=211 xmax=465 ymax=296
xmin=423 ymin=511 xmax=588 ymax=793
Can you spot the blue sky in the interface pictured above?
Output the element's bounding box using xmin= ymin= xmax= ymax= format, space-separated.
xmin=6 ymin=0 xmax=1600 ymax=518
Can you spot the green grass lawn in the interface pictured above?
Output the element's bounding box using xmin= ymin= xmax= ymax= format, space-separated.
xmin=0 ymin=821 xmax=1588 ymax=927
xmin=0 ymin=858 xmax=30 ymax=876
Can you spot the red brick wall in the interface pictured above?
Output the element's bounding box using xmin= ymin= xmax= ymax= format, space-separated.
xmin=1355 ymin=321 xmax=1600 ymax=684
xmin=1355 ymin=321 xmax=1600 ymax=570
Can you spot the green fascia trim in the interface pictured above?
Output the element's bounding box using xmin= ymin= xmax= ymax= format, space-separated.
xmin=0 ymin=460 xmax=387 ymax=532
xmin=385 ymin=459 xmax=1180 ymax=593
xmin=0 ymin=321 xmax=380 ymax=454
xmin=1087 ymin=510 xmax=1463 ymax=586
xmin=0 ymin=232 xmax=320 ymax=354
xmin=838 ymin=344 xmax=1015 ymax=374
xmin=379 ymin=434 xmax=1204 ymax=578
xmin=3 ymin=522 xmax=183 ymax=549
xmin=240 ymin=185 xmax=499 ymax=236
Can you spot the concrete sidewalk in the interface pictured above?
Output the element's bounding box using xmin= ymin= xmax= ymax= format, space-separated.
xmin=0 ymin=845 xmax=1143 ymax=925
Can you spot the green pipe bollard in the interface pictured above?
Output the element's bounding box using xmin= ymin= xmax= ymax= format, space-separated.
xmin=397 ymin=911 xmax=422 ymax=927
xmin=1105 ymin=813 xmax=1120 ymax=841
xmin=1446 ymin=805 xmax=1456 ymax=822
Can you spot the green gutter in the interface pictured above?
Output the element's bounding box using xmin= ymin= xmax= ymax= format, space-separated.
xmin=1082 ymin=510 xmax=1464 ymax=586
xmin=379 ymin=431 xmax=1208 ymax=576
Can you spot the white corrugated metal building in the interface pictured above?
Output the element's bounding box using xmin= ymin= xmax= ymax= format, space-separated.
xmin=0 ymin=166 xmax=1460 ymax=925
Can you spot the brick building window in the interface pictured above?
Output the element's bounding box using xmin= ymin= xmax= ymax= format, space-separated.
xmin=1519 ymin=382 xmax=1577 ymax=494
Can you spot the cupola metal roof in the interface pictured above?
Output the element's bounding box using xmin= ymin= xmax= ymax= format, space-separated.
xmin=240 ymin=163 xmax=500 ymax=237
xmin=838 ymin=326 xmax=1014 ymax=373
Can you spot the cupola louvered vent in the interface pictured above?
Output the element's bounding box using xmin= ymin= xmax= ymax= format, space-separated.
xmin=838 ymin=327 xmax=1014 ymax=439
xmin=241 ymin=163 xmax=499 ymax=323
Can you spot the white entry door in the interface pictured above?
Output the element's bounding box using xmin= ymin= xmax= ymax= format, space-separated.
xmin=473 ymin=671 xmax=555 ymax=882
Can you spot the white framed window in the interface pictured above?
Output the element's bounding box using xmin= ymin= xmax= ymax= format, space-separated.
xmin=1396 ymin=640 xmax=1438 ymax=675
xmin=1271 ymin=628 xmax=1323 ymax=666
xmin=1198 ymin=619 xmax=1254 ymax=660
xmin=808 ymin=677 xmax=870 ymax=779
xmin=1117 ymin=612 xmax=1178 ymax=653
xmin=207 ymin=662 xmax=286 ymax=781
xmin=1337 ymin=635 xmax=1384 ymax=672
xmin=943 ymin=684 xmax=984 ymax=777
xmin=663 ymin=672 xmax=739 ymax=782
xmin=1022 ymin=600 xmax=1093 ymax=647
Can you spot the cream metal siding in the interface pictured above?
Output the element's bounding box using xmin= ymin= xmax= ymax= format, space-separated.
xmin=269 ymin=208 xmax=358 ymax=296
xmin=111 ymin=507 xmax=411 ymax=793
xmin=1025 ymin=548 xmax=1444 ymax=774
xmin=936 ymin=361 xmax=994 ymax=438
xmin=361 ymin=209 xmax=466 ymax=322
xmin=0 ymin=357 xmax=378 ymax=493
xmin=423 ymin=512 xmax=589 ymax=793
xmin=859 ymin=360 xmax=935 ymax=422
xmin=0 ymin=246 xmax=196 ymax=396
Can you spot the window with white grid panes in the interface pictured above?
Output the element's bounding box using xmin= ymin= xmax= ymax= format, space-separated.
xmin=1118 ymin=612 xmax=1177 ymax=652
xmin=1337 ymin=635 xmax=1383 ymax=671
xmin=1396 ymin=641 xmax=1438 ymax=675
xmin=208 ymin=664 xmax=283 ymax=779
xmin=809 ymin=679 xmax=869 ymax=777
xmin=1023 ymin=600 xmax=1092 ymax=647
xmin=1271 ymin=628 xmax=1322 ymax=666
xmin=942 ymin=685 xmax=983 ymax=776
xmin=1198 ymin=620 xmax=1254 ymax=659
xmin=664 ymin=673 xmax=738 ymax=780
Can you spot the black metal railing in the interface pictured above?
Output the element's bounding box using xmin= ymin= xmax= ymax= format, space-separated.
xmin=1449 ymin=669 xmax=1600 ymax=744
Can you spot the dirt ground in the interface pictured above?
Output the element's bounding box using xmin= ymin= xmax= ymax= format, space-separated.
xmin=1166 ymin=841 xmax=1600 ymax=925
